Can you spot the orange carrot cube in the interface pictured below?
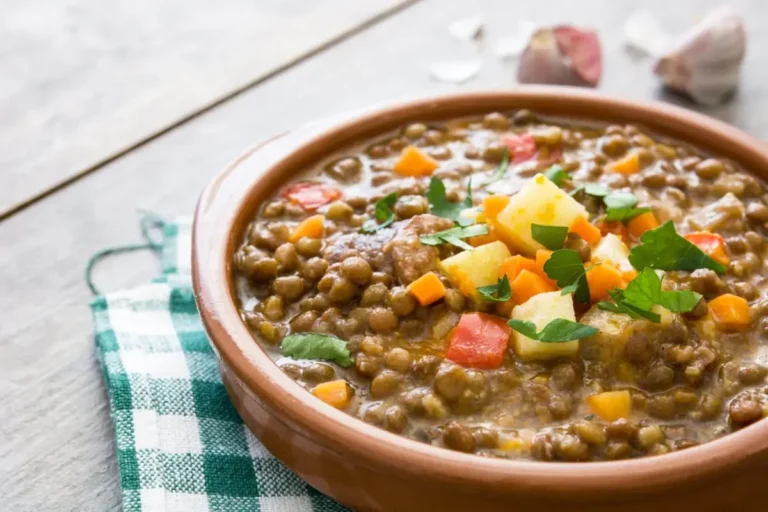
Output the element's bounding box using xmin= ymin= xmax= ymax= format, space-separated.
xmin=394 ymin=146 xmax=439 ymax=176
xmin=407 ymin=271 xmax=446 ymax=306
xmin=627 ymin=212 xmax=659 ymax=239
xmin=585 ymin=264 xmax=625 ymax=302
xmin=511 ymin=269 xmax=557 ymax=305
xmin=289 ymin=214 xmax=325 ymax=243
xmin=608 ymin=152 xmax=640 ymax=175
xmin=569 ymin=216 xmax=602 ymax=246
xmin=708 ymin=293 xmax=751 ymax=330
xmin=312 ymin=380 xmax=351 ymax=409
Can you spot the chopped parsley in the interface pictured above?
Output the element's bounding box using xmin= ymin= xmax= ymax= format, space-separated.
xmin=569 ymin=182 xmax=610 ymax=198
xmin=604 ymin=207 xmax=652 ymax=222
xmin=584 ymin=183 xmax=610 ymax=197
xmin=597 ymin=268 xmax=702 ymax=323
xmin=601 ymin=191 xmax=651 ymax=222
xmin=603 ymin=192 xmax=638 ymax=209
xmin=507 ymin=318 xmax=598 ymax=342
xmin=360 ymin=192 xmax=397 ymax=233
xmin=628 ymin=221 xmax=727 ymax=274
xmin=543 ymin=165 xmax=571 ymax=187
xmin=531 ymin=224 xmax=568 ymax=250
xmin=281 ymin=333 xmax=352 ymax=367
xmin=426 ymin=177 xmax=472 ymax=223
xmin=542 ymin=249 xmax=591 ymax=303
xmin=477 ymin=275 xmax=512 ymax=302
xmin=598 ymin=289 xmax=661 ymax=322
xmin=419 ymin=223 xmax=489 ymax=250
xmin=484 ymin=147 xmax=509 ymax=185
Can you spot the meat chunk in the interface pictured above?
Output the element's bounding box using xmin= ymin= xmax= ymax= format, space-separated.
xmin=385 ymin=214 xmax=454 ymax=285
xmin=323 ymin=227 xmax=395 ymax=273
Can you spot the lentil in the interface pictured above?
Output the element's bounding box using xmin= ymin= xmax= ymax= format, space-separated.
xmin=233 ymin=110 xmax=768 ymax=462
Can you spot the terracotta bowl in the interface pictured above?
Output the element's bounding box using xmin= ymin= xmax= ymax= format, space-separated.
xmin=192 ymin=88 xmax=768 ymax=512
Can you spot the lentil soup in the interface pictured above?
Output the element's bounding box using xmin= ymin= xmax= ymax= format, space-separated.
xmin=232 ymin=110 xmax=768 ymax=462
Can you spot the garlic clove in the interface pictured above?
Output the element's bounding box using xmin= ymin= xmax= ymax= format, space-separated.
xmin=517 ymin=26 xmax=602 ymax=87
xmin=654 ymin=6 xmax=746 ymax=105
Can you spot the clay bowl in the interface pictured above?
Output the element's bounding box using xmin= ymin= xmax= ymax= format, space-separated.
xmin=192 ymin=88 xmax=768 ymax=512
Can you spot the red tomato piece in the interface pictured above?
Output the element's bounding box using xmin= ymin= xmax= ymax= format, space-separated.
xmin=281 ymin=182 xmax=342 ymax=211
xmin=684 ymin=232 xmax=730 ymax=265
xmin=445 ymin=313 xmax=512 ymax=369
xmin=501 ymin=133 xmax=537 ymax=164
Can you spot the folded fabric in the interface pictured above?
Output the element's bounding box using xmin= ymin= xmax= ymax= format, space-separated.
xmin=91 ymin=218 xmax=348 ymax=512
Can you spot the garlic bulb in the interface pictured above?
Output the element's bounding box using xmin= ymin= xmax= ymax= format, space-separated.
xmin=517 ymin=26 xmax=602 ymax=87
xmin=654 ymin=6 xmax=746 ymax=105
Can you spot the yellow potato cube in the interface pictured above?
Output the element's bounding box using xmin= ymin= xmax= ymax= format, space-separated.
xmin=438 ymin=241 xmax=511 ymax=302
xmin=494 ymin=173 xmax=588 ymax=256
xmin=511 ymin=291 xmax=579 ymax=360
xmin=591 ymin=233 xmax=633 ymax=273
xmin=579 ymin=306 xmax=634 ymax=363
xmin=459 ymin=207 xmax=485 ymax=224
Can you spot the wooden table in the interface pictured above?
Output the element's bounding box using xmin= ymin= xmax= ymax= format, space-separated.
xmin=2 ymin=0 xmax=766 ymax=509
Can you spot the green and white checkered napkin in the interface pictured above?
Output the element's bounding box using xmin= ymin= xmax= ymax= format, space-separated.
xmin=90 ymin=219 xmax=348 ymax=512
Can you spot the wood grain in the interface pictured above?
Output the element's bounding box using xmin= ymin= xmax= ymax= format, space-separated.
xmin=0 ymin=0 xmax=413 ymax=218
xmin=1 ymin=0 xmax=767 ymax=510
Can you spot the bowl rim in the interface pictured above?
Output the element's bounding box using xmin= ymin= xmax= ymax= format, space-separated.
xmin=192 ymin=87 xmax=768 ymax=498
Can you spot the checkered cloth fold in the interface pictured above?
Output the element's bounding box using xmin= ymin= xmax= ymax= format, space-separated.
xmin=91 ymin=219 xmax=348 ymax=512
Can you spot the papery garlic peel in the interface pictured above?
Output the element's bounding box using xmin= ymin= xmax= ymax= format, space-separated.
xmin=654 ymin=6 xmax=746 ymax=105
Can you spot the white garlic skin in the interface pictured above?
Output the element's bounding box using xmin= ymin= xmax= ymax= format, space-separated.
xmin=654 ymin=6 xmax=746 ymax=105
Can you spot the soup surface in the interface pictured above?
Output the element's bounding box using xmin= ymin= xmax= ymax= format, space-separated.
xmin=233 ymin=110 xmax=768 ymax=461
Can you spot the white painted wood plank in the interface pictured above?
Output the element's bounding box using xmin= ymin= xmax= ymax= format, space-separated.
xmin=0 ymin=0 xmax=412 ymax=217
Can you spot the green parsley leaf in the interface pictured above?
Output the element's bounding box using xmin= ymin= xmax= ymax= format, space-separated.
xmin=442 ymin=235 xmax=474 ymax=251
xmin=602 ymin=191 xmax=650 ymax=223
xmin=419 ymin=224 xmax=489 ymax=250
xmin=596 ymin=269 xmax=702 ymax=323
xmin=597 ymin=289 xmax=661 ymax=322
xmin=543 ymin=249 xmax=591 ymax=303
xmin=628 ymin=221 xmax=727 ymax=274
xmin=603 ymin=192 xmax=639 ymax=209
xmin=484 ymin=147 xmax=509 ymax=185
xmin=620 ymin=268 xmax=660 ymax=310
xmin=360 ymin=192 xmax=397 ymax=233
xmin=623 ymin=268 xmax=702 ymax=313
xmin=544 ymin=165 xmax=570 ymax=186
xmin=658 ymin=288 xmax=702 ymax=312
xmin=477 ymin=275 xmax=512 ymax=302
xmin=560 ymin=283 xmax=578 ymax=295
xmin=281 ymin=333 xmax=352 ymax=367
xmin=604 ymin=207 xmax=652 ymax=222
xmin=532 ymin=224 xmax=569 ymax=250
xmin=507 ymin=318 xmax=598 ymax=342
xmin=584 ymin=183 xmax=611 ymax=197
xmin=426 ymin=177 xmax=472 ymax=222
